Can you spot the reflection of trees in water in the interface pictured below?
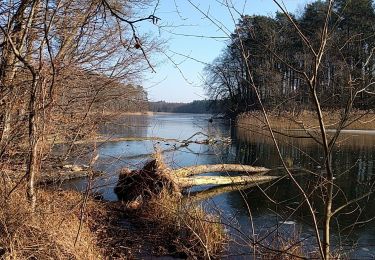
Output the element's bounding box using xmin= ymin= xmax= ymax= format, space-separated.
xmin=219 ymin=126 xmax=375 ymax=242
xmin=232 ymin=132 xmax=322 ymax=169
xmin=233 ymin=127 xmax=375 ymax=184
xmin=99 ymin=115 xmax=149 ymax=137
xmin=331 ymin=146 xmax=375 ymax=224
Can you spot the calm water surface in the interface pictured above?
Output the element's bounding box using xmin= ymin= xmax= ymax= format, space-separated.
xmin=62 ymin=113 xmax=375 ymax=259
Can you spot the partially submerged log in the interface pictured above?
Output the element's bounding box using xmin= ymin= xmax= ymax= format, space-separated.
xmin=115 ymin=152 xmax=275 ymax=202
xmin=177 ymin=175 xmax=278 ymax=188
xmin=3 ymin=164 xmax=102 ymax=185
xmin=38 ymin=167 xmax=102 ymax=184
xmin=173 ymin=164 xmax=269 ymax=178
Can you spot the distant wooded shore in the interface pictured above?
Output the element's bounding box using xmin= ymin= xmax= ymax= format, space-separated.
xmin=148 ymin=100 xmax=215 ymax=114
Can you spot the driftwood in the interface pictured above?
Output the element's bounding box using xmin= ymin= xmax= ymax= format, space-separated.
xmin=3 ymin=164 xmax=102 ymax=185
xmin=55 ymin=132 xmax=232 ymax=146
xmin=177 ymin=175 xmax=278 ymax=188
xmin=173 ymin=164 xmax=269 ymax=178
xmin=38 ymin=166 xmax=102 ymax=184
xmin=115 ymin=152 xmax=275 ymax=201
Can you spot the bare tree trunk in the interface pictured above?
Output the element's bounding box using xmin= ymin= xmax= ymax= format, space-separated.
xmin=26 ymin=76 xmax=39 ymax=210
xmin=0 ymin=0 xmax=33 ymax=153
xmin=0 ymin=111 xmax=12 ymax=154
xmin=323 ymin=155 xmax=333 ymax=259
xmin=0 ymin=49 xmax=18 ymax=154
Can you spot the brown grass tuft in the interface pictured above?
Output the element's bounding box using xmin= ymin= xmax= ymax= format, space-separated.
xmin=0 ymin=184 xmax=102 ymax=259
xmin=0 ymin=177 xmax=226 ymax=259
xmin=126 ymin=190 xmax=227 ymax=259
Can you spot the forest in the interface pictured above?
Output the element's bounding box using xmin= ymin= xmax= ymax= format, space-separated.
xmin=0 ymin=0 xmax=154 ymax=206
xmin=0 ymin=1 xmax=161 ymax=258
xmin=149 ymin=100 xmax=213 ymax=113
xmin=205 ymin=0 xmax=375 ymax=118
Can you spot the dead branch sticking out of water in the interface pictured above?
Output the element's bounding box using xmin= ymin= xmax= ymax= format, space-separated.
xmin=54 ymin=131 xmax=232 ymax=147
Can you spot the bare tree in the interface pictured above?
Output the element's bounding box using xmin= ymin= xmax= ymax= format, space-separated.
xmin=0 ymin=0 xmax=160 ymax=208
xmin=201 ymin=0 xmax=375 ymax=258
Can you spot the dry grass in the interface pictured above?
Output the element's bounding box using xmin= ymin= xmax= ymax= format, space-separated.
xmin=113 ymin=151 xmax=227 ymax=258
xmin=251 ymin=228 xmax=347 ymax=260
xmin=236 ymin=122 xmax=375 ymax=150
xmin=0 ymin=183 xmax=144 ymax=259
xmin=125 ymin=190 xmax=227 ymax=259
xmin=0 ymin=184 xmax=102 ymax=259
xmin=0 ymin=174 xmax=227 ymax=259
xmin=237 ymin=110 xmax=375 ymax=130
xmin=255 ymin=230 xmax=313 ymax=259
xmin=235 ymin=110 xmax=375 ymax=150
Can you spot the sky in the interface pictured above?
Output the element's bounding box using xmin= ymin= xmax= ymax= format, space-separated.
xmin=138 ymin=0 xmax=311 ymax=102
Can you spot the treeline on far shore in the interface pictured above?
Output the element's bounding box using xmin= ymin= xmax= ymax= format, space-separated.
xmin=149 ymin=100 xmax=220 ymax=114
xmin=204 ymin=0 xmax=375 ymax=118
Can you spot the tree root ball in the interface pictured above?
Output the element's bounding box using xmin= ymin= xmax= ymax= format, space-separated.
xmin=114 ymin=158 xmax=180 ymax=202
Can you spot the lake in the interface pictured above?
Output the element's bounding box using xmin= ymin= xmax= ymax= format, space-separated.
xmin=61 ymin=113 xmax=375 ymax=259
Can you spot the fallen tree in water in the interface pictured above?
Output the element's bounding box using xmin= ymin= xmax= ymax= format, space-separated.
xmin=115 ymin=151 xmax=275 ymax=202
xmin=3 ymin=164 xmax=102 ymax=185
xmin=55 ymin=131 xmax=232 ymax=146
xmin=112 ymin=151 xmax=272 ymax=258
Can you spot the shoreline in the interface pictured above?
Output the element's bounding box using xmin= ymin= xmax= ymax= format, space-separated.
xmin=237 ymin=110 xmax=375 ymax=131
xmin=290 ymin=128 xmax=375 ymax=135
xmin=3 ymin=164 xmax=102 ymax=185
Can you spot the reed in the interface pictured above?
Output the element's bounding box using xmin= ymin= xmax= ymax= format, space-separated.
xmin=237 ymin=110 xmax=375 ymax=130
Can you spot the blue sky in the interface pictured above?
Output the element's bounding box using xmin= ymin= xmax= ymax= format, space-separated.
xmin=140 ymin=0 xmax=311 ymax=102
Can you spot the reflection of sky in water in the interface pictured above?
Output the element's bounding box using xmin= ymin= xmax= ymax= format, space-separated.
xmin=62 ymin=113 xmax=375 ymax=258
